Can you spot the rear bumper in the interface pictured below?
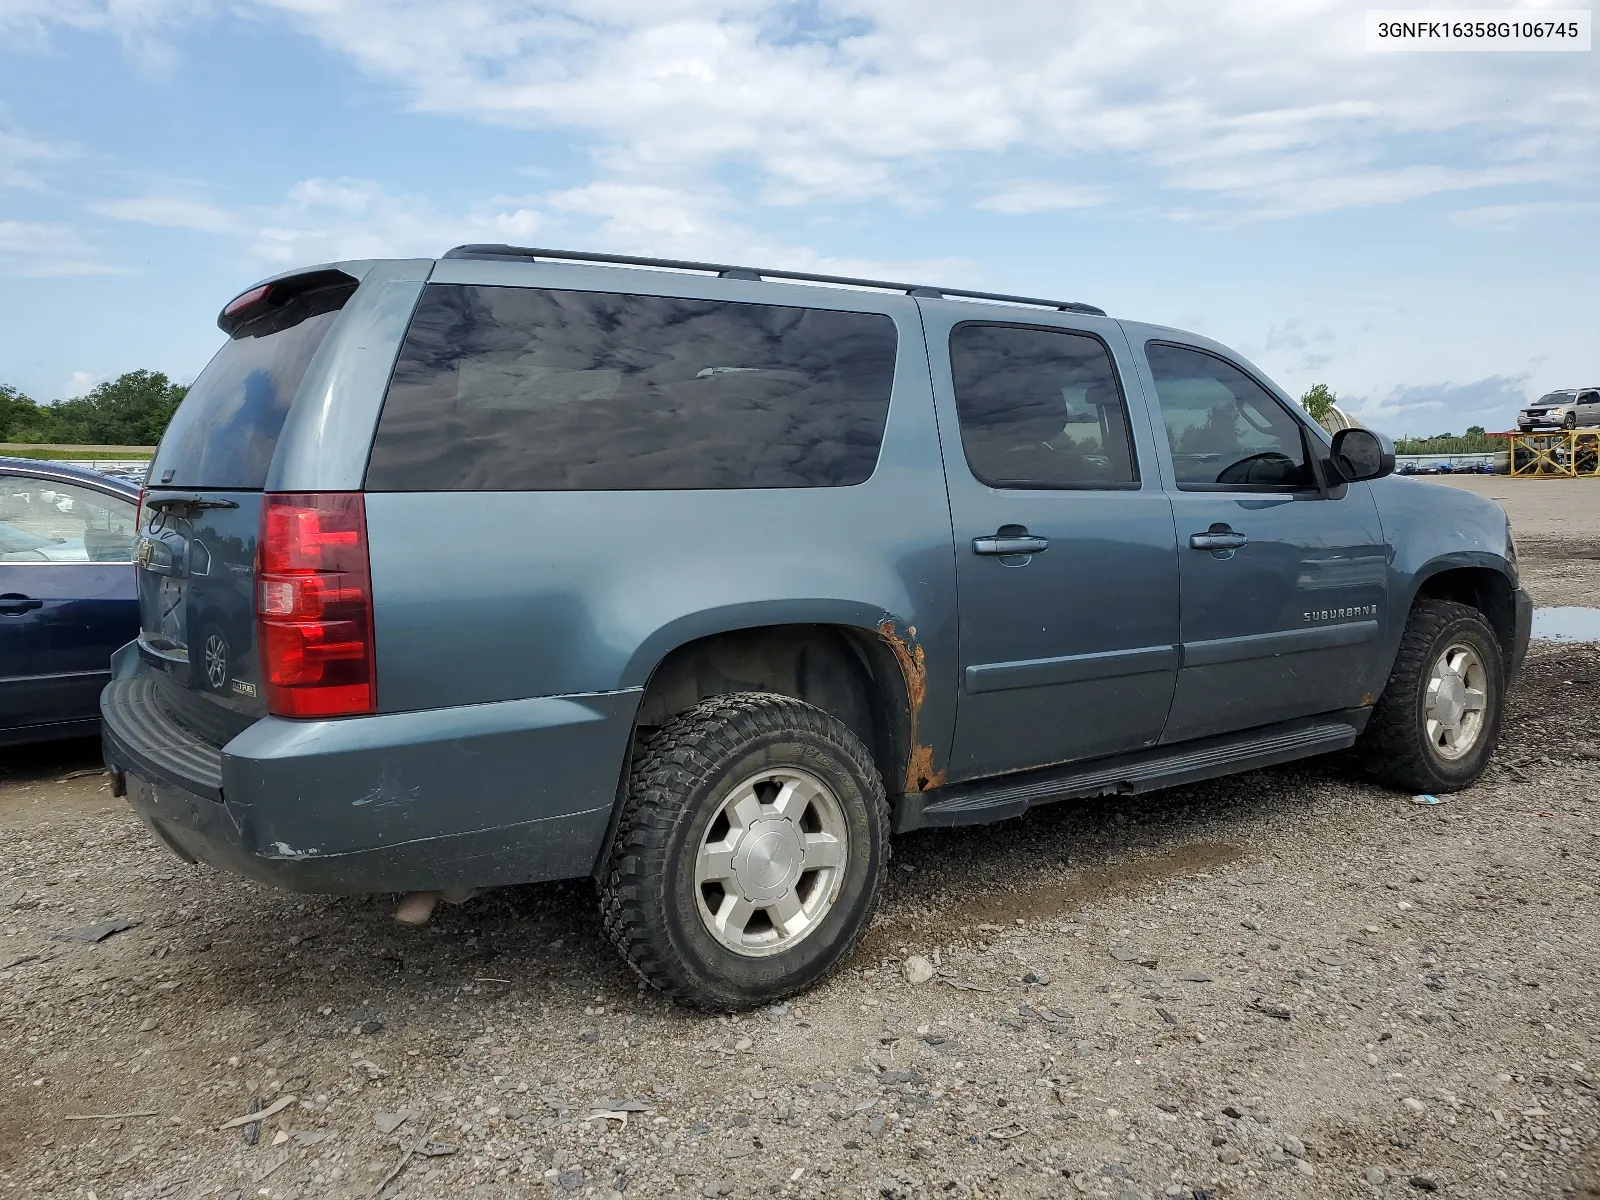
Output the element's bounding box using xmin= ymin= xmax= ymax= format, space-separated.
xmin=102 ymin=658 xmax=640 ymax=895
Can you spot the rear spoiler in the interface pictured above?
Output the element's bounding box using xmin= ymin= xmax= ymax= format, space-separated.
xmin=217 ymin=269 xmax=360 ymax=339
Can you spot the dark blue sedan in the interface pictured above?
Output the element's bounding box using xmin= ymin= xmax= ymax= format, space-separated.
xmin=0 ymin=457 xmax=141 ymax=745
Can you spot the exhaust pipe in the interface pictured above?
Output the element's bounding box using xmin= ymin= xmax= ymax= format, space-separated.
xmin=393 ymin=887 xmax=481 ymax=925
xmin=394 ymin=891 xmax=440 ymax=925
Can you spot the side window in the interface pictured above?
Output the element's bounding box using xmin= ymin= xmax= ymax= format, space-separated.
xmin=948 ymin=324 xmax=1138 ymax=489
xmin=364 ymin=285 xmax=899 ymax=491
xmin=1145 ymin=342 xmax=1313 ymax=490
xmin=0 ymin=477 xmax=137 ymax=563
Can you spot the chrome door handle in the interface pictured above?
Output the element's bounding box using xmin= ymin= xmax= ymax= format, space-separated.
xmin=1188 ymin=530 xmax=1248 ymax=551
xmin=973 ymin=535 xmax=1049 ymax=556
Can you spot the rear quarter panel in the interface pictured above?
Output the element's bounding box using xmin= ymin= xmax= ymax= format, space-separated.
xmin=360 ymin=260 xmax=960 ymax=785
xmin=268 ymin=259 xmax=433 ymax=493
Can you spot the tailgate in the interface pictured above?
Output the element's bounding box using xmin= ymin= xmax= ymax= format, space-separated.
xmin=137 ymin=492 xmax=266 ymax=741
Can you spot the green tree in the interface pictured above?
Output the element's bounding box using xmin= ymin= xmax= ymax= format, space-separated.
xmin=1466 ymin=424 xmax=1486 ymax=435
xmin=37 ymin=371 xmax=187 ymax=446
xmin=1299 ymin=383 xmax=1337 ymax=424
xmin=0 ymin=384 xmax=44 ymax=441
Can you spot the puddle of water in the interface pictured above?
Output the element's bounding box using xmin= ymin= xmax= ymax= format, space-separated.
xmin=865 ymin=840 xmax=1246 ymax=953
xmin=1532 ymin=606 xmax=1600 ymax=643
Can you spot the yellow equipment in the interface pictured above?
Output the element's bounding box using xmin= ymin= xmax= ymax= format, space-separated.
xmin=1508 ymin=429 xmax=1600 ymax=477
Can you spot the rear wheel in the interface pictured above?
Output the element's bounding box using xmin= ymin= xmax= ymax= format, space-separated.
xmin=600 ymin=692 xmax=888 ymax=1010
xmin=1355 ymin=599 xmax=1505 ymax=793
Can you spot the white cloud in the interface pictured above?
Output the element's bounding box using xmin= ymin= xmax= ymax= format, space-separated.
xmin=98 ymin=174 xmax=969 ymax=283
xmin=1343 ymin=375 xmax=1533 ymax=438
xmin=243 ymin=0 xmax=1597 ymax=217
xmin=0 ymin=219 xmax=119 ymax=276
xmin=977 ymin=182 xmax=1112 ymax=215
xmin=13 ymin=1 xmax=1597 ymax=219
xmin=0 ymin=0 xmax=209 ymax=72
xmin=0 ymin=130 xmax=69 ymax=190
xmin=95 ymin=176 xmax=544 ymax=266
xmin=1447 ymin=199 xmax=1600 ymax=229
xmin=90 ymin=194 xmax=245 ymax=234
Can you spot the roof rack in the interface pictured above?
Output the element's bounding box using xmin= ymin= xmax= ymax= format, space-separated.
xmin=441 ymin=244 xmax=1106 ymax=317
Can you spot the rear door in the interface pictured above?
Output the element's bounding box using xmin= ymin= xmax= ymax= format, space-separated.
xmin=921 ymin=302 xmax=1181 ymax=783
xmin=136 ymin=274 xmax=357 ymax=744
xmin=1131 ymin=336 xmax=1388 ymax=742
xmin=0 ymin=473 xmax=138 ymax=735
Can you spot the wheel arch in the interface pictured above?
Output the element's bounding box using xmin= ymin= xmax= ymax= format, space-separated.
xmin=1406 ymin=558 xmax=1519 ymax=673
xmin=591 ymin=613 xmax=935 ymax=877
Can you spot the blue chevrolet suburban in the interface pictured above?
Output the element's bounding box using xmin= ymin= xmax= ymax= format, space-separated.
xmin=102 ymin=246 xmax=1531 ymax=1009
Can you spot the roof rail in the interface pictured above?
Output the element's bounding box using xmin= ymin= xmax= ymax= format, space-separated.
xmin=441 ymin=244 xmax=1106 ymax=317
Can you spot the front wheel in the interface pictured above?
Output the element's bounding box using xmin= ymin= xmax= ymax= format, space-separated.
xmin=600 ymin=692 xmax=888 ymax=1010
xmin=1355 ymin=600 xmax=1505 ymax=793
xmin=1565 ymin=412 xmax=1578 ymax=430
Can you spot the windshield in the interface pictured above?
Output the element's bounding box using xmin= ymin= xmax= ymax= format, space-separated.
xmin=1534 ymin=392 xmax=1577 ymax=407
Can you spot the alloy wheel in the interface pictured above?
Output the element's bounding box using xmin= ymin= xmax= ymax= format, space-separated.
xmin=1424 ymin=642 xmax=1488 ymax=761
xmin=693 ymin=766 xmax=848 ymax=958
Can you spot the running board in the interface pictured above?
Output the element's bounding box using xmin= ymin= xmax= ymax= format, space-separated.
xmin=895 ymin=712 xmax=1366 ymax=833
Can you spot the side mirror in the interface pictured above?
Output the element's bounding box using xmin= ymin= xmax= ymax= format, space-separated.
xmin=1330 ymin=428 xmax=1395 ymax=482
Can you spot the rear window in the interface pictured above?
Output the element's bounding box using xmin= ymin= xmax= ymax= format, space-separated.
xmin=363 ymin=284 xmax=899 ymax=491
xmin=150 ymin=294 xmax=347 ymax=489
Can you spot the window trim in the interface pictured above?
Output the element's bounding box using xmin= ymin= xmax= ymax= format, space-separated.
xmin=1144 ymin=339 xmax=1323 ymax=495
xmin=948 ymin=319 xmax=1142 ymax=493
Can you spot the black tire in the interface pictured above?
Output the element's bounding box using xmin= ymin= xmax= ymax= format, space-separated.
xmin=600 ymin=692 xmax=888 ymax=1010
xmin=1565 ymin=412 xmax=1577 ymax=430
xmin=1355 ymin=599 xmax=1505 ymax=793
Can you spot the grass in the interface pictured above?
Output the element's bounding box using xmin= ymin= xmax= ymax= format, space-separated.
xmin=1 ymin=445 xmax=154 ymax=461
xmin=1394 ymin=434 xmax=1502 ymax=455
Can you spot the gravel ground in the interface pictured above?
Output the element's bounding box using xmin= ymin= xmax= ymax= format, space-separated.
xmin=3 ymin=544 xmax=1598 ymax=1200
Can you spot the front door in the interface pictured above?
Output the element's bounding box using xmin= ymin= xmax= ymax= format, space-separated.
xmin=1135 ymin=339 xmax=1389 ymax=742
xmin=924 ymin=306 xmax=1181 ymax=783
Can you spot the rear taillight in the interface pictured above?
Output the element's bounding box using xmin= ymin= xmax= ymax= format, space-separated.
xmin=257 ymin=492 xmax=376 ymax=718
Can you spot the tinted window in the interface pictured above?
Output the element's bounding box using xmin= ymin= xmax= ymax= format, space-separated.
xmin=365 ymin=284 xmax=899 ymax=491
xmin=1145 ymin=342 xmax=1313 ymax=490
xmin=948 ymin=324 xmax=1137 ymax=489
xmin=150 ymin=304 xmax=344 ymax=490
xmin=0 ymin=476 xmax=137 ymax=562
